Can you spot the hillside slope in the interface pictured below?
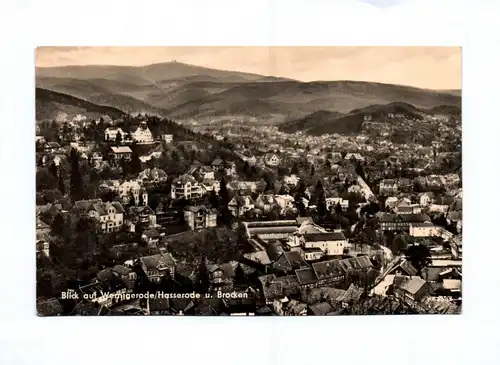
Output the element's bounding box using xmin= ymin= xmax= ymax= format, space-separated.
xmin=36 ymin=87 xmax=126 ymax=122
xmin=281 ymin=102 xmax=430 ymax=135
xmin=165 ymin=80 xmax=461 ymax=121
xmin=36 ymin=63 xmax=461 ymax=123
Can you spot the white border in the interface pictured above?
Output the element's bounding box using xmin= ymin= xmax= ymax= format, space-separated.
xmin=1 ymin=0 xmax=500 ymax=364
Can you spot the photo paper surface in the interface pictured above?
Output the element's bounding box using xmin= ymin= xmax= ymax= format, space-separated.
xmin=35 ymin=46 xmax=462 ymax=316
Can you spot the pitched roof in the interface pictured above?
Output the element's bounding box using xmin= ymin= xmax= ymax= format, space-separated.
xmin=397 ymin=277 xmax=427 ymax=295
xmin=173 ymin=174 xmax=197 ymax=185
xmin=140 ymin=253 xmax=175 ymax=270
xmin=37 ymin=298 xmax=64 ymax=316
xmin=312 ymin=259 xmax=345 ymax=280
xmin=339 ymin=284 xmax=364 ymax=303
xmin=295 ymin=267 xmax=319 ymax=285
xmin=110 ymin=146 xmax=132 ymax=154
xmin=112 ymin=265 xmax=132 ymax=277
xmin=243 ymin=250 xmax=272 ymax=265
xmin=309 ymin=302 xmax=334 ymax=316
xmin=258 ymin=274 xmax=283 ymax=301
xmin=303 ymin=232 xmax=346 ymax=242
xmin=356 ymin=256 xmax=373 ymax=269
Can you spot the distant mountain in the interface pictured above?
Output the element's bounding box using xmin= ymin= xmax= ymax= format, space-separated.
xmin=36 ymin=87 xmax=126 ymax=122
xmin=36 ymin=61 xmax=289 ymax=84
xmin=165 ymin=80 xmax=461 ymax=122
xmin=280 ymin=102 xmax=429 ymax=135
xmin=36 ymin=62 xmax=461 ymax=124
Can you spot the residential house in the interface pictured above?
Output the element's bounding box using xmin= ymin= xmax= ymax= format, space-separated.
xmin=397 ymin=178 xmax=413 ymax=192
xmin=131 ymin=122 xmax=154 ymax=144
xmin=325 ymin=197 xmax=349 ymax=211
xmin=104 ymin=127 xmax=126 ymax=142
xmin=137 ymin=168 xmax=168 ymax=185
xmin=275 ymin=194 xmax=295 ymax=212
xmin=44 ymin=142 xmax=61 ymax=153
xmin=195 ymin=166 xmax=215 ymax=181
xmin=272 ymin=250 xmax=309 ymax=275
xmin=170 ymin=174 xmax=203 ymax=200
xmin=419 ymin=192 xmax=436 ymax=207
xmin=91 ymin=152 xmax=104 ymax=168
xmin=211 ymin=157 xmax=225 ymax=171
xmin=255 ymin=194 xmax=279 ymax=213
xmin=224 ymin=161 xmax=237 ymax=176
xmin=139 ymin=253 xmax=176 ymax=283
xmin=110 ymin=146 xmax=132 ymax=162
xmin=379 ymin=179 xmax=399 ymax=196
xmin=73 ymin=199 xmax=125 ymax=233
xmin=162 ymin=134 xmax=173 ymax=143
xmin=200 ymin=180 xmax=220 ymax=195
xmin=36 ymin=239 xmax=50 ymax=258
xmin=183 ymin=205 xmax=218 ymax=231
xmin=36 ymin=216 xmax=51 ymax=240
xmin=344 ymin=153 xmax=365 ymax=162
xmin=208 ymin=261 xmax=238 ymax=292
xmin=36 ymin=298 xmax=64 ymax=316
xmin=394 ymin=276 xmax=432 ymax=302
xmin=264 ymin=153 xmax=281 ymax=167
xmin=409 ymin=222 xmax=436 ymax=237
xmin=311 ymin=259 xmax=347 ymax=286
xmin=395 ymin=200 xmax=422 ymax=214
xmin=283 ymin=174 xmax=300 ymax=187
xmin=228 ymin=195 xmax=255 ymax=217
xmin=301 ymin=231 xmax=348 ymax=257
xmin=141 ymin=229 xmax=161 ymax=246
xmin=127 ymin=205 xmax=157 ymax=231
xmin=118 ymin=180 xmax=145 ymax=205
xmin=379 ymin=213 xmax=431 ymax=232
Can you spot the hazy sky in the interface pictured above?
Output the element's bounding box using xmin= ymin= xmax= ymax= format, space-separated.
xmin=36 ymin=46 xmax=461 ymax=89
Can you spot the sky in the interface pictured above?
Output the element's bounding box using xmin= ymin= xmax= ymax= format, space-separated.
xmin=36 ymin=46 xmax=462 ymax=89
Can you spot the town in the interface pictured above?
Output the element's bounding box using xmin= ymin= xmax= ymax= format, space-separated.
xmin=35 ymin=107 xmax=462 ymax=316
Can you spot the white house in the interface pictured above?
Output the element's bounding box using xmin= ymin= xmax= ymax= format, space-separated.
xmin=275 ymin=195 xmax=295 ymax=211
xmin=131 ymin=122 xmax=154 ymax=144
xmin=171 ymin=174 xmax=203 ymax=200
xmin=283 ymin=174 xmax=300 ymax=187
xmin=162 ymin=134 xmax=173 ymax=143
xmin=409 ymin=222 xmax=436 ymax=237
xmin=301 ymin=231 xmax=348 ymax=256
xmin=325 ymin=197 xmax=349 ymax=211
xmin=104 ymin=127 xmax=126 ymax=142
xmin=264 ymin=153 xmax=281 ymax=167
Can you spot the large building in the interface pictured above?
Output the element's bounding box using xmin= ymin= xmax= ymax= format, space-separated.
xmin=72 ymin=199 xmax=125 ymax=233
xmin=171 ymin=174 xmax=203 ymax=200
xmin=131 ymin=122 xmax=154 ymax=144
xmin=184 ymin=205 xmax=218 ymax=231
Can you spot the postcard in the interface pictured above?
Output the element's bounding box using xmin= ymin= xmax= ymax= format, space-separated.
xmin=35 ymin=46 xmax=462 ymax=316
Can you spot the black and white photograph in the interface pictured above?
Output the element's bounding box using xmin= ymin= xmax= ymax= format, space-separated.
xmin=35 ymin=46 xmax=462 ymax=316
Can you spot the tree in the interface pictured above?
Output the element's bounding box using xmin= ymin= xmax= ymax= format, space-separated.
xmin=138 ymin=191 xmax=145 ymax=206
xmin=310 ymin=165 xmax=315 ymax=177
xmin=51 ymin=213 xmax=65 ymax=236
xmin=334 ymin=202 xmax=343 ymax=216
xmin=130 ymin=150 xmax=142 ymax=175
xmin=57 ymin=173 xmax=66 ymax=195
xmin=196 ymin=257 xmax=210 ymax=294
xmin=291 ymin=162 xmax=299 ymax=175
xmin=115 ymin=131 xmax=122 ymax=144
xmin=49 ymin=162 xmax=59 ymax=180
xmin=316 ymin=188 xmax=327 ymax=221
xmin=219 ymin=177 xmax=229 ymax=206
xmin=234 ymin=264 xmax=246 ymax=285
xmin=70 ymin=149 xmax=84 ymax=201
xmin=406 ymin=244 xmax=432 ymax=274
